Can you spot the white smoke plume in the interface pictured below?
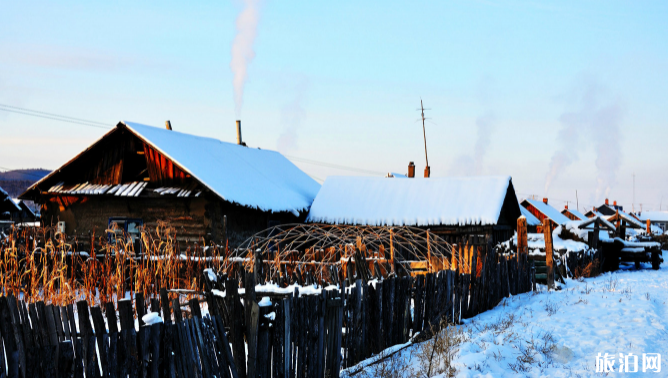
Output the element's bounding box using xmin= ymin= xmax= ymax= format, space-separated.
xmin=230 ymin=0 xmax=261 ymax=116
xmin=448 ymin=112 xmax=496 ymax=176
xmin=474 ymin=112 xmax=495 ymax=174
xmin=277 ymin=83 xmax=307 ymax=154
xmin=544 ymin=79 xmax=624 ymax=201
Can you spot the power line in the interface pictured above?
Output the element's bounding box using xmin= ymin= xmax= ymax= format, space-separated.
xmin=285 ymin=155 xmax=386 ymax=176
xmin=0 ymin=103 xmax=113 ymax=129
xmin=0 ymin=103 xmax=387 ymax=178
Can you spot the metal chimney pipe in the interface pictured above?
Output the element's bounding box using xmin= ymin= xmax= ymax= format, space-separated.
xmin=236 ymin=120 xmax=243 ymax=145
xmin=165 ymin=120 xmax=172 ymax=130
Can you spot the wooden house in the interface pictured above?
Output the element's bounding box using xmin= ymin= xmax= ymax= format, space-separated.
xmin=561 ymin=205 xmax=587 ymax=221
xmin=306 ymin=175 xmax=522 ymax=245
xmin=519 ymin=205 xmax=541 ymax=233
xmin=520 ymin=198 xmax=571 ymax=232
xmin=20 ymin=121 xmax=320 ymax=247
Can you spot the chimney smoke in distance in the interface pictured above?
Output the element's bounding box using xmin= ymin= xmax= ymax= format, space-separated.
xmin=407 ymin=162 xmax=415 ymax=178
xmin=165 ymin=120 xmax=172 ymax=130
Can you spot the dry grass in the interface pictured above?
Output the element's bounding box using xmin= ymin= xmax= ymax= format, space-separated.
xmin=573 ymin=258 xmax=600 ymax=279
xmin=0 ymin=224 xmax=225 ymax=306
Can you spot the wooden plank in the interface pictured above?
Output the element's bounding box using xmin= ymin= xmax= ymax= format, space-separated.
xmin=149 ymin=323 xmax=161 ymax=378
xmin=225 ymin=279 xmax=246 ymax=378
xmin=246 ymin=301 xmax=260 ymax=378
xmin=52 ymin=305 xmax=65 ymax=343
xmin=90 ymin=306 xmax=108 ymax=377
xmin=0 ymin=297 xmax=19 ymax=378
xmin=6 ymin=296 xmax=26 ymax=378
xmin=136 ymin=292 xmax=147 ymax=328
xmin=257 ymin=304 xmax=271 ymax=378
xmin=139 ymin=324 xmax=150 ymax=378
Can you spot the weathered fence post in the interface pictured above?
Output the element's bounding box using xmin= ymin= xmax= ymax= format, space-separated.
xmin=543 ymin=219 xmax=554 ymax=290
xmin=517 ymin=216 xmax=528 ymax=260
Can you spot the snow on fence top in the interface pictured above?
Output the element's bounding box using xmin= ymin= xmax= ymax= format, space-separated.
xmin=123 ymin=121 xmax=320 ymax=215
xmin=306 ymin=175 xmax=516 ymax=227
xmin=523 ymin=198 xmax=572 ymax=225
xmin=520 ymin=206 xmax=542 ymax=226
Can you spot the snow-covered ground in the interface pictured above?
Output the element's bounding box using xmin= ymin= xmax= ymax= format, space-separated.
xmin=345 ymin=251 xmax=668 ymax=377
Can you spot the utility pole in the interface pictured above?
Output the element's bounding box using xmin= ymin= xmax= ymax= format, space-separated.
xmin=418 ymin=99 xmax=431 ymax=177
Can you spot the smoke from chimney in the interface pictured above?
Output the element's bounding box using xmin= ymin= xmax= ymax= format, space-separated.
xmin=544 ymin=78 xmax=624 ymax=201
xmin=231 ymin=0 xmax=262 ymax=116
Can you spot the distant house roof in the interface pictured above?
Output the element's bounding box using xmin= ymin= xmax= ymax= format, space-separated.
xmin=23 ymin=121 xmax=321 ymax=215
xmin=561 ymin=207 xmax=588 ymax=221
xmin=519 ymin=206 xmax=542 ymax=227
xmin=306 ymin=175 xmax=521 ymax=227
xmin=637 ymin=211 xmax=668 ymax=222
xmin=584 ymin=209 xmax=606 ymax=218
xmin=0 ymin=186 xmax=21 ymax=213
xmin=521 ymin=199 xmax=572 ymax=225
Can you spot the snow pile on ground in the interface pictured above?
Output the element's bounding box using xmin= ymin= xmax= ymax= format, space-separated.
xmin=346 ymin=252 xmax=668 ymax=377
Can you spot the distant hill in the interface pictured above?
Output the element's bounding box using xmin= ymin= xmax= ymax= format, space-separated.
xmin=0 ymin=169 xmax=51 ymax=197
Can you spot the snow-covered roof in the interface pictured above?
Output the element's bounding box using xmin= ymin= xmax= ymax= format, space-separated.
xmin=522 ymin=199 xmax=572 ymax=225
xmin=0 ymin=187 xmax=21 ymax=212
xmin=120 ymin=122 xmax=320 ymax=214
xmin=306 ymin=175 xmax=518 ymax=227
xmin=519 ymin=206 xmax=541 ymax=226
xmin=637 ymin=211 xmax=668 ymax=222
xmin=562 ymin=207 xmax=587 ymax=220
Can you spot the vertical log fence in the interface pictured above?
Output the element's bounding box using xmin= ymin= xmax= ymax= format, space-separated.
xmin=0 ymin=244 xmax=532 ymax=378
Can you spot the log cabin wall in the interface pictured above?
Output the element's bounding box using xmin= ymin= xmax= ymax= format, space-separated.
xmin=40 ymin=194 xmax=303 ymax=248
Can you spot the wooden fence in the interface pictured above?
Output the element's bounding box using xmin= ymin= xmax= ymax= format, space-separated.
xmin=0 ymin=246 xmax=533 ymax=378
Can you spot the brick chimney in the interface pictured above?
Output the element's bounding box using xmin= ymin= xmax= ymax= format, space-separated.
xmin=424 ymin=166 xmax=430 ymax=178
xmin=165 ymin=120 xmax=172 ymax=130
xmin=613 ymin=200 xmax=617 ymax=207
xmin=605 ymin=198 xmax=609 ymax=206
xmin=408 ymin=162 xmax=415 ymax=178
xmin=565 ymin=204 xmax=569 ymax=209
xmin=543 ymin=198 xmax=548 ymax=204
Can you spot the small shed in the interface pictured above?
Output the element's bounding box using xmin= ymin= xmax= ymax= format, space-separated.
xmin=520 ymin=198 xmax=571 ymax=232
xmin=519 ymin=206 xmax=542 ymax=233
xmin=561 ymin=206 xmax=588 ymax=221
xmin=20 ymin=121 xmax=320 ymax=247
xmin=306 ymin=175 xmax=522 ymax=245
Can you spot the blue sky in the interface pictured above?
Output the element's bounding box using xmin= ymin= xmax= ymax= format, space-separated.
xmin=1 ymin=0 xmax=667 ymax=212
